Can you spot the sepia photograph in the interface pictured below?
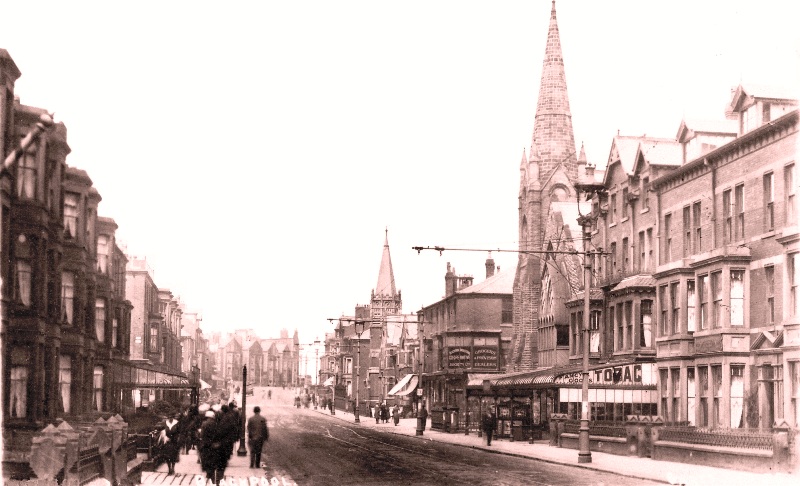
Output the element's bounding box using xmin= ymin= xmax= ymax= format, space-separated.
xmin=0 ymin=1 xmax=799 ymax=484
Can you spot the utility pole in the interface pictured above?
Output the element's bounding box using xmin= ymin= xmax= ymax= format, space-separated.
xmin=577 ymin=215 xmax=593 ymax=464
xmin=237 ymin=365 xmax=248 ymax=457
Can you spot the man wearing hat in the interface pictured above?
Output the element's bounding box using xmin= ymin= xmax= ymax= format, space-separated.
xmin=198 ymin=408 xmax=221 ymax=483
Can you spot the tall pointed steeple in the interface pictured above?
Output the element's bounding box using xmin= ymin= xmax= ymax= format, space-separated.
xmin=372 ymin=228 xmax=402 ymax=319
xmin=531 ymin=0 xmax=577 ymax=181
xmin=375 ymin=228 xmax=396 ymax=297
xmin=513 ymin=0 xmax=578 ymax=372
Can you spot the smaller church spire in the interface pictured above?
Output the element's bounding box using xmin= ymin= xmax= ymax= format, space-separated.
xmin=375 ymin=228 xmax=397 ymax=298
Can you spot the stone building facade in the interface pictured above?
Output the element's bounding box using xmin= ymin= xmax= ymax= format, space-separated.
xmin=1 ymin=48 xmax=138 ymax=472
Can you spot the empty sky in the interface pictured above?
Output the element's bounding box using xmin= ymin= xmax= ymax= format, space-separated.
xmin=1 ymin=1 xmax=798 ymax=344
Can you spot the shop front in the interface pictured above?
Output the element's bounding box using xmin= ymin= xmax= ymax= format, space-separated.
xmin=553 ymin=361 xmax=659 ymax=421
xmin=111 ymin=362 xmax=192 ymax=413
xmin=466 ymin=361 xmax=658 ymax=443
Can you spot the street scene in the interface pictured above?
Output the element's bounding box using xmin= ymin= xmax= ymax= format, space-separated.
xmin=2 ymin=1 xmax=800 ymax=485
xmin=138 ymin=386 xmax=659 ymax=485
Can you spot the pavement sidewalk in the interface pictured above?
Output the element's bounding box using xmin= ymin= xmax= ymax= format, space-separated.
xmin=313 ymin=407 xmax=797 ymax=486
xmin=149 ymin=444 xmax=259 ymax=484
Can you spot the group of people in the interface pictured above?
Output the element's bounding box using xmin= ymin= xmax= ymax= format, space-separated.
xmin=373 ymin=402 xmax=401 ymax=425
xmin=155 ymin=401 xmax=269 ymax=484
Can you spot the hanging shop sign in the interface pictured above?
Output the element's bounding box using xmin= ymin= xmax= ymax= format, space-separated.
xmin=554 ymin=363 xmax=655 ymax=386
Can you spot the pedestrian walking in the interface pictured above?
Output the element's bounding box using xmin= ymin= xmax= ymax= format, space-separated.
xmin=381 ymin=402 xmax=389 ymax=424
xmin=198 ymin=409 xmax=221 ymax=483
xmin=246 ymin=406 xmax=269 ymax=468
xmin=482 ymin=409 xmax=497 ymax=446
xmin=180 ymin=405 xmax=198 ymax=455
xmin=218 ymin=404 xmax=238 ymax=464
xmin=160 ymin=412 xmax=182 ymax=475
xmin=392 ymin=405 xmax=400 ymax=426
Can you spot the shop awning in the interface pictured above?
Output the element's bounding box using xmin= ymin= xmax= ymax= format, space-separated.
xmin=200 ymin=379 xmax=212 ymax=390
xmin=323 ymin=376 xmax=335 ymax=387
xmin=391 ymin=376 xmax=419 ymax=397
xmin=387 ymin=373 xmax=414 ymax=395
xmin=493 ymin=366 xmax=583 ymax=388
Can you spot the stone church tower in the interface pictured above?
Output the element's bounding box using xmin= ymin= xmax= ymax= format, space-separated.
xmin=371 ymin=228 xmax=402 ymax=319
xmin=512 ymin=0 xmax=579 ymax=371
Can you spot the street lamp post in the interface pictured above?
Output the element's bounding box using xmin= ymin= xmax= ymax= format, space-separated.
xmin=353 ymin=320 xmax=366 ymax=424
xmin=236 ymin=365 xmax=248 ymax=457
xmin=416 ymin=310 xmax=426 ymax=436
xmin=314 ymin=339 xmax=320 ymax=409
xmin=575 ymin=181 xmax=604 ymax=464
xmin=577 ymin=219 xmax=593 ymax=464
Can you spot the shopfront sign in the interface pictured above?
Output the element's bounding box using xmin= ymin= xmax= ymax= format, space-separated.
xmin=473 ymin=347 xmax=498 ymax=370
xmin=447 ymin=347 xmax=471 ymax=368
xmin=555 ymin=363 xmax=655 ymax=386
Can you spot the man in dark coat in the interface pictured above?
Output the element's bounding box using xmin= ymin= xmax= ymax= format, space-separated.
xmin=218 ymin=405 xmax=238 ymax=465
xmin=198 ymin=410 xmax=221 ymax=483
xmin=482 ymin=409 xmax=497 ymax=446
xmin=246 ymin=406 xmax=269 ymax=468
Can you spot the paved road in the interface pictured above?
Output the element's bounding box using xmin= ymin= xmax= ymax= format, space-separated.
xmin=141 ymin=387 xmax=659 ymax=485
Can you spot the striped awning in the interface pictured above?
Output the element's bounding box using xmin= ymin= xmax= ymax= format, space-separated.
xmin=492 ymin=365 xmax=583 ymax=388
xmin=387 ymin=373 xmax=414 ymax=395
xmin=393 ymin=376 xmax=419 ymax=397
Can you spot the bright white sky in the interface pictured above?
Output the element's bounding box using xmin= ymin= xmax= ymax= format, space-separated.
xmin=2 ymin=1 xmax=798 ymax=345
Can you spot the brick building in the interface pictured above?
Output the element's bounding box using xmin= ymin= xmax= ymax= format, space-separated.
xmin=1 ymin=48 xmax=138 ymax=473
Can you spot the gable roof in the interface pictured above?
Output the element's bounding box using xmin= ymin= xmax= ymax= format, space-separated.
xmin=730 ymin=83 xmax=799 ymax=112
xmin=633 ymin=138 xmax=682 ymax=172
xmin=676 ymin=118 xmax=738 ymax=141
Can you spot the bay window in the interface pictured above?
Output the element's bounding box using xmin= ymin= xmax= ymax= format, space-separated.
xmin=61 ymin=272 xmax=75 ymax=325
xmin=730 ymin=365 xmax=744 ymax=428
xmin=64 ymin=192 xmax=79 ymax=239
xmin=687 ymin=279 xmax=696 ymax=332
xmin=640 ymin=300 xmax=652 ymax=347
xmin=730 ymin=270 xmax=744 ymax=326
xmin=59 ymin=355 xmax=71 ymax=414
xmin=699 ymin=366 xmax=709 ymax=426
xmin=97 ymin=235 xmax=109 ymax=273
xmin=95 ymin=299 xmax=106 ymax=342
xmin=16 ymin=142 xmax=37 ymax=199
xmin=15 ymin=261 xmax=32 ymax=306
xmin=671 ymin=282 xmax=680 ymax=334
xmin=699 ymin=275 xmax=708 ymax=330
xmin=711 ymin=271 xmax=722 ymax=328
xmin=589 ymin=310 xmax=600 ymax=353
xmin=687 ymin=367 xmax=696 ymax=426
xmin=93 ymin=366 xmax=104 ymax=411
xmin=712 ymin=365 xmax=722 ymax=427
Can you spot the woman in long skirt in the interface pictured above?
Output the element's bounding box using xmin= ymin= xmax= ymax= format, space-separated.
xmin=162 ymin=412 xmax=182 ymax=475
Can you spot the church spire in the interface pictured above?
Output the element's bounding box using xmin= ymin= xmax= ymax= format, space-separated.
xmin=531 ymin=0 xmax=577 ymax=181
xmin=375 ymin=227 xmax=396 ymax=298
